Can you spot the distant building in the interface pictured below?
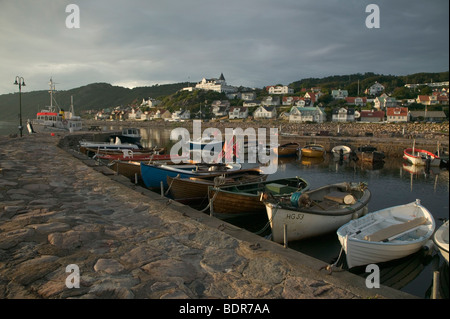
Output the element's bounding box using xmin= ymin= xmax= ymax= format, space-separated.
xmin=332 ymin=108 xmax=356 ymax=122
xmin=331 ymin=89 xmax=348 ymax=100
xmin=253 ymin=106 xmax=277 ymax=119
xmin=261 ymin=96 xmax=280 ymax=106
xmin=345 ymin=97 xmax=367 ymax=107
xmin=374 ymin=94 xmax=397 ymax=109
xmin=365 ymin=82 xmax=385 ymax=95
xmin=194 ymin=73 xmax=237 ymax=93
xmin=267 ymin=85 xmax=294 ymax=95
xmin=360 ymin=110 xmax=385 ymax=122
xmin=229 ymin=107 xmax=249 ymax=119
xmin=409 ymin=110 xmax=447 ymax=123
xmin=386 ymin=107 xmax=409 ymax=123
xmin=289 ymin=106 xmax=325 ymax=123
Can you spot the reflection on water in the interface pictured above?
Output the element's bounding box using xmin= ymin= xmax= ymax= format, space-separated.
xmin=116 ymin=125 xmax=449 ymax=298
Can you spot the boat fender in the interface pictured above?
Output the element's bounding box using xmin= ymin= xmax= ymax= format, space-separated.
xmin=422 ymin=240 xmax=435 ymax=254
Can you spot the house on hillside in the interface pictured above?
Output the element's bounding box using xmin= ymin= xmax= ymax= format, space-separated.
xmin=172 ymin=109 xmax=190 ymax=121
xmin=289 ymin=106 xmax=325 ymax=123
xmin=331 ymin=89 xmax=348 ymax=100
xmin=240 ymin=92 xmax=256 ymax=101
xmin=332 ymin=108 xmax=356 ymax=122
xmin=267 ymin=85 xmax=294 ymax=95
xmin=261 ymin=96 xmax=280 ymax=106
xmin=345 ymin=97 xmax=367 ymax=107
xmin=253 ymin=106 xmax=277 ymax=119
xmin=211 ymin=100 xmax=230 ymax=118
xmin=127 ymin=108 xmax=144 ymax=120
xmin=386 ymin=107 xmax=409 ymax=123
xmin=194 ymin=73 xmax=237 ymax=93
xmin=229 ymin=107 xmax=248 ymax=119
xmin=152 ymin=109 xmax=172 ymax=120
xmin=360 ymin=110 xmax=385 ymax=122
xmin=365 ymin=82 xmax=385 ymax=95
xmin=374 ymin=94 xmax=397 ymax=109
xmin=141 ymin=97 xmax=161 ymax=107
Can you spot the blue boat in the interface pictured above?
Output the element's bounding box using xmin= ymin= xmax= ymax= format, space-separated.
xmin=140 ymin=162 xmax=242 ymax=189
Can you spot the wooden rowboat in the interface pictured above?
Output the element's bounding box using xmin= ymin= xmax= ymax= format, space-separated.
xmin=355 ymin=145 xmax=385 ymax=163
xmin=264 ymin=182 xmax=371 ymax=244
xmin=336 ymin=199 xmax=435 ymax=269
xmin=275 ymin=142 xmax=300 ymax=157
xmin=166 ymin=168 xmax=267 ymax=205
xmin=300 ymin=144 xmax=325 ymax=158
xmin=403 ymin=148 xmax=441 ymax=167
xmin=207 ymin=177 xmax=309 ymax=218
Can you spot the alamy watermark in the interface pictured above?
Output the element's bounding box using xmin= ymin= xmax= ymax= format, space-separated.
xmin=65 ymin=264 xmax=80 ymax=288
xmin=169 ymin=120 xmax=279 ymax=174
xmin=66 ymin=4 xmax=80 ymax=29
xmin=365 ymin=264 xmax=380 ymax=289
xmin=365 ymin=4 xmax=380 ymax=29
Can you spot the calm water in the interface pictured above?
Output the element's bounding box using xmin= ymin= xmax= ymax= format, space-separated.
xmin=129 ymin=125 xmax=449 ymax=298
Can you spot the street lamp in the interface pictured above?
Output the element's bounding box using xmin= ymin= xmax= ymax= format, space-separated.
xmin=14 ymin=76 xmax=26 ymax=137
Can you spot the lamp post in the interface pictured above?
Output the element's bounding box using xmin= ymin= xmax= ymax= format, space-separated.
xmin=14 ymin=76 xmax=26 ymax=137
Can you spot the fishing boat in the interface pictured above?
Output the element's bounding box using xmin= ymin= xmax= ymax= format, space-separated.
xmin=32 ymin=78 xmax=83 ymax=132
xmin=109 ymin=128 xmax=142 ymax=145
xmin=275 ymin=142 xmax=300 ymax=157
xmin=355 ymin=145 xmax=385 ymax=163
xmin=140 ymin=162 xmax=241 ymax=189
xmin=300 ymin=144 xmax=325 ymax=158
xmin=264 ymin=182 xmax=371 ymax=244
xmin=92 ymin=150 xmax=187 ymax=162
xmin=433 ymin=220 xmax=449 ymax=264
xmin=207 ymin=177 xmax=310 ymax=218
xmin=79 ymin=137 xmax=143 ymax=155
xmin=403 ymin=141 xmax=442 ymax=167
xmin=166 ymin=168 xmax=267 ymax=205
xmin=331 ymin=145 xmax=352 ymax=160
xmin=336 ymin=199 xmax=435 ymax=269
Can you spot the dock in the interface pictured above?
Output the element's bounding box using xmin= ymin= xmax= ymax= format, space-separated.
xmin=0 ymin=133 xmax=416 ymax=299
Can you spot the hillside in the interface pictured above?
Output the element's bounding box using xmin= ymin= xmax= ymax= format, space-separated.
xmin=0 ymin=82 xmax=190 ymax=121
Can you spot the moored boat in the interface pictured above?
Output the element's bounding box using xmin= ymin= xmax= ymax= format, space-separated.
xmin=32 ymin=78 xmax=82 ymax=132
xmin=140 ymin=162 xmax=242 ymax=189
xmin=336 ymin=199 xmax=435 ymax=269
xmin=403 ymin=148 xmax=441 ymax=167
xmin=355 ymin=145 xmax=385 ymax=163
xmin=331 ymin=145 xmax=352 ymax=160
xmin=264 ymin=182 xmax=371 ymax=244
xmin=207 ymin=177 xmax=309 ymax=218
xmin=166 ymin=168 xmax=267 ymax=205
xmin=79 ymin=138 xmax=143 ymax=154
xmin=275 ymin=142 xmax=300 ymax=157
xmin=300 ymin=144 xmax=325 ymax=158
xmin=109 ymin=128 xmax=142 ymax=145
xmin=433 ymin=220 xmax=449 ymax=264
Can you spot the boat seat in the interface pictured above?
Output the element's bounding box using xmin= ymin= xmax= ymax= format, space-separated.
xmin=364 ymin=217 xmax=427 ymax=242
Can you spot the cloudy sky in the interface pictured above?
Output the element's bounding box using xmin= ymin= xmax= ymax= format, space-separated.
xmin=1 ymin=0 xmax=448 ymax=95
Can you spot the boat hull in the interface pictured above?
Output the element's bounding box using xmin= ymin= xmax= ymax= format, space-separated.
xmin=275 ymin=143 xmax=300 ymax=157
xmin=208 ymin=178 xmax=309 ymax=218
xmin=141 ymin=163 xmax=241 ymax=189
xmin=433 ymin=220 xmax=449 ymax=264
xmin=403 ymin=148 xmax=441 ymax=167
xmin=337 ymin=200 xmax=435 ymax=269
xmin=265 ymin=182 xmax=371 ymax=243
xmin=167 ymin=169 xmax=267 ymax=205
xmin=301 ymin=145 xmax=325 ymax=158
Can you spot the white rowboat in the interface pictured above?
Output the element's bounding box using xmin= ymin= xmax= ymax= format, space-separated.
xmin=337 ymin=199 xmax=435 ymax=269
xmin=433 ymin=220 xmax=449 ymax=264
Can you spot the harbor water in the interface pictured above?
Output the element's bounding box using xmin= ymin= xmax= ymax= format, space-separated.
xmin=118 ymin=125 xmax=449 ymax=298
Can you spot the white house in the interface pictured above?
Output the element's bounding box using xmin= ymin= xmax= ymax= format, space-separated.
xmin=240 ymin=92 xmax=256 ymax=101
xmin=289 ymin=106 xmax=325 ymax=123
xmin=172 ymin=109 xmax=190 ymax=121
xmin=229 ymin=107 xmax=249 ymax=119
xmin=366 ymin=82 xmax=385 ymax=95
xmin=267 ymin=85 xmax=294 ymax=95
xmin=374 ymin=93 xmax=397 ymax=109
xmin=194 ymin=73 xmax=237 ymax=93
xmin=261 ymin=96 xmax=280 ymax=106
xmin=127 ymin=108 xmax=144 ymax=120
xmin=253 ymin=106 xmax=277 ymax=119
xmin=386 ymin=107 xmax=409 ymax=123
xmin=332 ymin=108 xmax=356 ymax=122
xmin=141 ymin=97 xmax=161 ymax=107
